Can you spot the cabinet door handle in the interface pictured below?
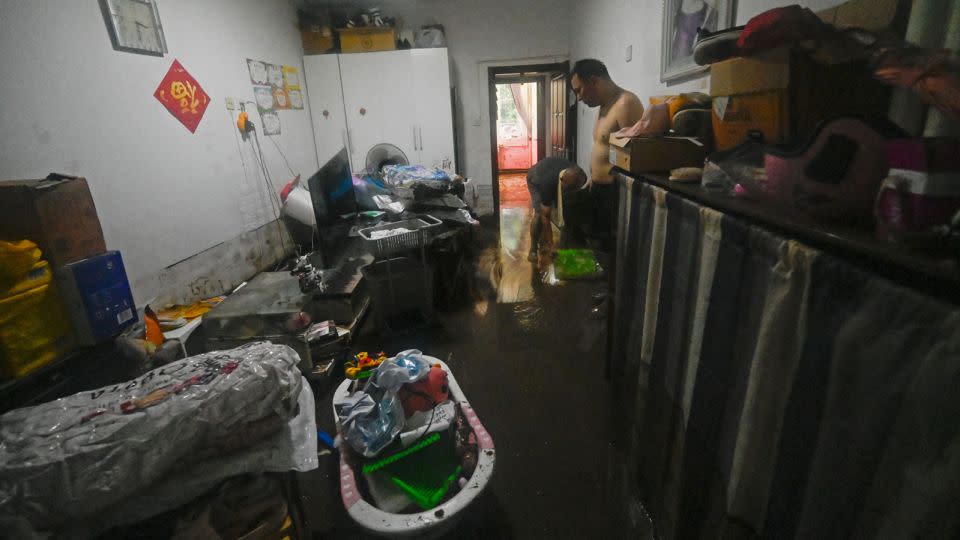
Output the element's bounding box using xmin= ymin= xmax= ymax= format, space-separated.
xmin=418 ymin=126 xmax=423 ymax=151
xmin=413 ymin=126 xmax=418 ymax=151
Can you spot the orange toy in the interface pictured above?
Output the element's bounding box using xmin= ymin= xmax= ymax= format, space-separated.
xmin=345 ymin=351 xmax=387 ymax=380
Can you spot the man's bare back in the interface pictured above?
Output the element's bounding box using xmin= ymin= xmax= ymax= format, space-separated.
xmin=591 ymin=90 xmax=644 ymax=184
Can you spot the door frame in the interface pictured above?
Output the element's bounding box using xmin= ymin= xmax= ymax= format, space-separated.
xmin=487 ymin=61 xmax=568 ymax=217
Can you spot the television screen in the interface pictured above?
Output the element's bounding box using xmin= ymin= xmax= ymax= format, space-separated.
xmin=307 ymin=148 xmax=357 ymax=226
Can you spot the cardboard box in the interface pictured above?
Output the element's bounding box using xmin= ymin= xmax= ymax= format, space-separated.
xmin=302 ymin=27 xmax=334 ymax=55
xmin=338 ymin=27 xmax=396 ymax=53
xmin=608 ymin=135 xmax=708 ymax=174
xmin=818 ymin=0 xmax=902 ymax=30
xmin=710 ymin=49 xmax=791 ymax=96
xmin=0 ymin=175 xmax=106 ymax=268
xmin=709 ymin=48 xmax=891 ymax=150
xmin=711 ymin=91 xmax=789 ymax=151
xmin=710 ymin=49 xmax=790 ymax=150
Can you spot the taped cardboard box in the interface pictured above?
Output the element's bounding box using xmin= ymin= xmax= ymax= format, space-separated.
xmin=710 ymin=49 xmax=790 ymax=150
xmin=711 ymin=92 xmax=789 ymax=151
xmin=817 ymin=0 xmax=903 ymax=30
xmin=302 ymin=26 xmax=334 ymax=55
xmin=608 ymin=135 xmax=708 ymax=174
xmin=710 ymin=48 xmax=891 ymax=150
xmin=0 ymin=174 xmax=106 ymax=269
xmin=338 ymin=27 xmax=396 ymax=53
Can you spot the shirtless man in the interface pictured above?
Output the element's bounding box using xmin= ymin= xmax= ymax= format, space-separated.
xmin=569 ymin=59 xmax=645 ymax=184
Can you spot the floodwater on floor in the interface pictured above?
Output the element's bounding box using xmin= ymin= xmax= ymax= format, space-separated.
xmin=303 ymin=217 xmax=653 ymax=539
xmin=496 ymin=172 xmax=560 ymax=305
xmin=498 ymin=172 xmax=530 ymax=208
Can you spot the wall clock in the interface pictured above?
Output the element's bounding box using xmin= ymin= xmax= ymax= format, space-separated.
xmin=99 ymin=0 xmax=168 ymax=56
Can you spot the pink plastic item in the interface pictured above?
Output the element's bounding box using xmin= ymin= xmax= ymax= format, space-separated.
xmin=875 ymin=138 xmax=960 ymax=238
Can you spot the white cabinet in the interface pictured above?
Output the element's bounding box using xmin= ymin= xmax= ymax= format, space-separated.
xmin=303 ymin=49 xmax=456 ymax=174
xmin=339 ymin=50 xmax=418 ymax=172
xmin=303 ymin=55 xmax=349 ymax=167
xmin=410 ymin=48 xmax=455 ymax=170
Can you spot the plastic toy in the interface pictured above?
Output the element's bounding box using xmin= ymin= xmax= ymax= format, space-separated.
xmin=345 ymin=351 xmax=387 ymax=380
xmin=362 ymin=432 xmax=441 ymax=475
xmin=399 ymin=363 xmax=449 ymax=416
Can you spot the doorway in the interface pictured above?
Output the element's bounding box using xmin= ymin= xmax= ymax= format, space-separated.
xmin=487 ymin=62 xmax=572 ymax=303
xmin=496 ymin=79 xmax=539 ymax=173
xmin=487 ymin=62 xmax=571 ymax=216
xmin=494 ymin=78 xmax=542 ymax=213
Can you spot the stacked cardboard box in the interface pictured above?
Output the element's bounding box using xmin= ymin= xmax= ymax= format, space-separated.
xmin=0 ymin=175 xmax=106 ymax=268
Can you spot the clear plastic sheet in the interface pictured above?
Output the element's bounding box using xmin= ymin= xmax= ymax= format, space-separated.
xmin=382 ymin=165 xmax=451 ymax=191
xmin=352 ymin=173 xmax=395 ymax=211
xmin=414 ymin=28 xmax=446 ymax=48
xmin=334 ymin=350 xmax=432 ymax=457
xmin=0 ymin=342 xmax=310 ymax=535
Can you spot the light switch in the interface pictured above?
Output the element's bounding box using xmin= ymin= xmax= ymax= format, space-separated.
xmin=625 ymin=44 xmax=633 ymax=63
xmin=225 ymin=97 xmax=238 ymax=110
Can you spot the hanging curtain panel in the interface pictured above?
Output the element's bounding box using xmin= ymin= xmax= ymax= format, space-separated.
xmin=609 ymin=174 xmax=960 ymax=540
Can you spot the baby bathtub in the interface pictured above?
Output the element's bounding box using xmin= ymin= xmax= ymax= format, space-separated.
xmin=333 ymin=358 xmax=496 ymax=537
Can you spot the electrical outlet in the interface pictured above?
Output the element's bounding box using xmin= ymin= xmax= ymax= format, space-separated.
xmin=225 ymin=97 xmax=238 ymax=110
xmin=625 ymin=44 xmax=633 ymax=63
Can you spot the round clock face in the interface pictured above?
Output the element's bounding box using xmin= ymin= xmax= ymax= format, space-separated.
xmin=114 ymin=0 xmax=163 ymax=53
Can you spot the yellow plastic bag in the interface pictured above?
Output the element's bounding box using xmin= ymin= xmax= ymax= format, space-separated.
xmin=0 ymin=240 xmax=42 ymax=289
xmin=0 ymin=270 xmax=76 ymax=378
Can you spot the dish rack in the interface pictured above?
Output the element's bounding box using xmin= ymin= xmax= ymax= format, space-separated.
xmin=358 ymin=215 xmax=442 ymax=258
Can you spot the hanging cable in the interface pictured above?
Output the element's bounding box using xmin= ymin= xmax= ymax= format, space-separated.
xmin=255 ymin=134 xmax=286 ymax=231
xmin=228 ymin=107 xmax=267 ymax=264
xmin=250 ymin=128 xmax=290 ymax=257
xmin=267 ymin=134 xmax=297 ymax=177
xmin=255 ymin=129 xmax=301 ymax=267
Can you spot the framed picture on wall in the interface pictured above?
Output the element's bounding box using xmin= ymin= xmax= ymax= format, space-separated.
xmin=661 ymin=0 xmax=734 ymax=82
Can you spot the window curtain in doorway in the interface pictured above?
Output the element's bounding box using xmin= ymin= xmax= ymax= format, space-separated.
xmin=510 ymin=84 xmax=533 ymax=138
xmin=608 ymin=174 xmax=960 ymax=539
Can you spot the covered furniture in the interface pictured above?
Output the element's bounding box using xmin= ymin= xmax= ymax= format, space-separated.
xmin=608 ymin=170 xmax=960 ymax=539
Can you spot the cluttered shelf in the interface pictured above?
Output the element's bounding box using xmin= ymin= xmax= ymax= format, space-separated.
xmin=615 ymin=168 xmax=960 ymax=302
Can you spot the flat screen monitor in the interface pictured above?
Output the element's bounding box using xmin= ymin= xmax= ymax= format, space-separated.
xmin=307 ymin=148 xmax=357 ymax=226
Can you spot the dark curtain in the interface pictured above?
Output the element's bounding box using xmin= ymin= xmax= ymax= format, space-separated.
xmin=609 ymin=174 xmax=960 ymax=539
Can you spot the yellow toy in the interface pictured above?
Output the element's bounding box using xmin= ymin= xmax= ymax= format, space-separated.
xmin=345 ymin=351 xmax=387 ymax=379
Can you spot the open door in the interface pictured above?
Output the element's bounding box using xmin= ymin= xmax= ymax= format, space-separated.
xmin=487 ymin=62 xmax=571 ymax=216
xmin=495 ymin=79 xmax=541 ymax=172
xmin=549 ymin=74 xmax=575 ymax=161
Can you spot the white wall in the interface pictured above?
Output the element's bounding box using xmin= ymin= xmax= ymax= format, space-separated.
xmin=0 ymin=0 xmax=318 ymax=304
xmin=569 ymin=0 xmax=847 ymax=172
xmin=304 ymin=0 xmax=572 ymax=213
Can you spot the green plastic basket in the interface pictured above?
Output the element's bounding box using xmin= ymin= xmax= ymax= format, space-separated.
xmin=554 ymin=249 xmax=602 ymax=280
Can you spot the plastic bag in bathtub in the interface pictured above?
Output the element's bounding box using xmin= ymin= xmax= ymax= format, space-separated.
xmin=335 ymin=350 xmax=432 ymax=457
